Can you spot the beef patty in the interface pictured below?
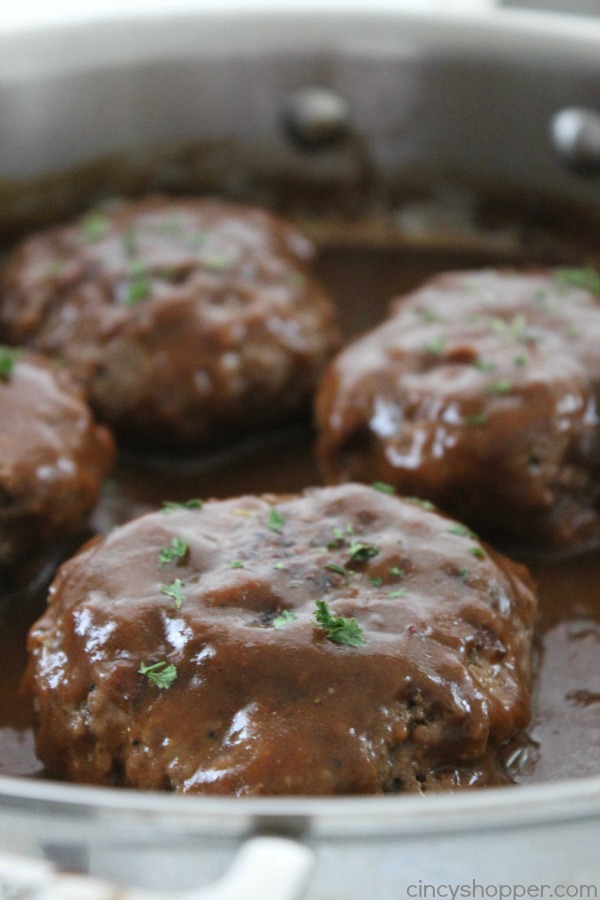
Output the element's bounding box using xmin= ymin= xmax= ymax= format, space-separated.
xmin=0 ymin=195 xmax=340 ymax=451
xmin=316 ymin=269 xmax=600 ymax=557
xmin=27 ymin=483 xmax=536 ymax=795
xmin=0 ymin=347 xmax=114 ymax=590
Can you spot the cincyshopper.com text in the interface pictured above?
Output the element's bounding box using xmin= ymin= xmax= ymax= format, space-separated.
xmin=407 ymin=882 xmax=598 ymax=900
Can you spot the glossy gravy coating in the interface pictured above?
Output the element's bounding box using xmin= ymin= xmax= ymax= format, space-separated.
xmin=1 ymin=243 xmax=599 ymax=786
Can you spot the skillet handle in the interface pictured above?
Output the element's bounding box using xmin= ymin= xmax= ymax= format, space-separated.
xmin=0 ymin=836 xmax=315 ymax=900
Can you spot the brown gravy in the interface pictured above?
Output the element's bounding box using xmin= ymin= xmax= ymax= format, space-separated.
xmin=1 ymin=243 xmax=600 ymax=787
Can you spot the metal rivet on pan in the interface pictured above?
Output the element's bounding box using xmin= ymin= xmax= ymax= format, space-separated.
xmin=281 ymin=86 xmax=351 ymax=151
xmin=550 ymin=107 xmax=600 ymax=175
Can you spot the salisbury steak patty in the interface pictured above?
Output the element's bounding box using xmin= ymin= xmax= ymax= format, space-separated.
xmin=316 ymin=269 xmax=600 ymax=556
xmin=0 ymin=196 xmax=340 ymax=451
xmin=27 ymin=483 xmax=536 ymax=795
xmin=0 ymin=347 xmax=114 ymax=589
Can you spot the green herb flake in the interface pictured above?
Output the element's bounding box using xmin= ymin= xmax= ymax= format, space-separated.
xmin=161 ymin=499 xmax=203 ymax=513
xmin=417 ymin=307 xmax=440 ymax=324
xmin=372 ymin=481 xmax=395 ymax=495
xmin=273 ymin=562 xmax=286 ymax=571
xmin=45 ymin=260 xmax=66 ymax=279
xmin=327 ymin=523 xmax=354 ymax=550
xmin=472 ymin=358 xmax=497 ymax=372
xmin=228 ymin=560 xmax=244 ymax=569
xmin=185 ymin=232 xmax=207 ymax=251
xmin=406 ymin=497 xmax=436 ymax=511
xmin=158 ymin=537 xmax=189 ymax=567
xmin=325 ymin=562 xmax=351 ymax=578
xmin=348 ymin=541 xmax=379 ymax=563
xmin=459 ymin=566 xmax=471 ymax=583
xmin=160 ymin=578 xmax=186 ymax=609
xmin=390 ymin=566 xmax=405 ymax=578
xmin=122 ymin=227 xmax=138 ymax=258
xmin=0 ymin=346 xmax=19 ymax=380
xmin=267 ymin=507 xmax=285 ymax=533
xmin=469 ymin=546 xmax=486 ymax=560
xmin=202 ymin=254 xmax=233 ymax=273
xmin=161 ymin=216 xmax=183 ymax=237
xmin=369 ymin=576 xmax=383 ymax=587
xmin=81 ymin=213 xmax=111 ymax=242
xmin=465 ymin=411 xmax=489 ymax=427
xmin=491 ymin=317 xmax=507 ymax=336
xmin=514 ymin=354 xmax=527 ymax=368
xmin=490 ymin=314 xmax=530 ymax=343
xmin=138 ymin=660 xmax=177 ymax=690
xmin=555 ymin=267 xmax=600 ymax=295
xmin=447 ymin=524 xmax=476 ymax=539
xmin=272 ymin=609 xmax=296 ymax=629
xmin=485 ymin=380 xmax=513 ymax=395
xmin=125 ymin=265 xmax=151 ymax=305
xmin=288 ymin=271 xmax=306 ymax=288
xmin=424 ymin=337 xmax=445 ymax=357
xmin=314 ymin=598 xmax=365 ymax=648
xmin=389 ymin=588 xmax=407 ymax=599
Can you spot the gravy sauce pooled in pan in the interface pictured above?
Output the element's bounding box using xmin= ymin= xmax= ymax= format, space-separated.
xmin=0 ymin=231 xmax=600 ymax=790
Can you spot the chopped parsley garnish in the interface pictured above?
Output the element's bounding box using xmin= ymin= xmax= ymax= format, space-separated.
xmin=469 ymin=546 xmax=486 ymax=560
xmin=273 ymin=562 xmax=286 ymax=570
xmin=514 ymin=354 xmax=527 ymax=367
xmin=406 ymin=497 xmax=436 ymax=511
xmin=45 ymin=260 xmax=66 ymax=279
xmin=325 ymin=562 xmax=351 ymax=578
xmin=417 ymin=307 xmax=440 ymax=323
xmin=160 ymin=578 xmax=186 ymax=609
xmin=390 ymin=566 xmax=405 ymax=578
xmin=125 ymin=264 xmax=151 ymax=305
xmin=348 ymin=541 xmax=379 ymax=563
xmin=158 ymin=537 xmax=189 ymax=566
xmin=202 ymin=254 xmax=233 ymax=273
xmin=272 ymin=609 xmax=296 ymax=629
xmin=490 ymin=313 xmax=537 ymax=345
xmin=459 ymin=566 xmax=471 ymax=583
xmin=138 ymin=660 xmax=177 ymax=690
xmin=372 ymin=481 xmax=395 ymax=495
xmin=465 ymin=411 xmax=489 ymax=427
xmin=389 ymin=588 xmax=407 ymax=599
xmin=122 ymin=227 xmax=138 ymax=258
xmin=485 ymin=379 xmax=513 ymax=395
xmin=0 ymin=346 xmax=18 ymax=380
xmin=314 ymin=599 xmax=365 ymax=647
xmin=327 ymin=523 xmax=355 ymax=549
xmin=81 ymin=213 xmax=111 ymax=242
xmin=472 ymin=358 xmax=497 ymax=372
xmin=288 ymin=271 xmax=306 ymax=288
xmin=162 ymin=499 xmax=203 ymax=512
xmin=185 ymin=232 xmax=207 ymax=251
xmin=228 ymin=560 xmax=244 ymax=569
xmin=369 ymin=576 xmax=383 ymax=587
xmin=448 ymin=524 xmax=477 ymax=538
xmin=555 ymin=267 xmax=600 ymax=295
xmin=267 ymin=507 xmax=285 ymax=533
xmin=424 ymin=337 xmax=445 ymax=357
xmin=161 ymin=216 xmax=183 ymax=237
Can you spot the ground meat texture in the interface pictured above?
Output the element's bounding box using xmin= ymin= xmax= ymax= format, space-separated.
xmin=0 ymin=348 xmax=114 ymax=590
xmin=0 ymin=196 xmax=340 ymax=451
xmin=26 ymin=483 xmax=536 ymax=795
xmin=316 ymin=269 xmax=600 ymax=557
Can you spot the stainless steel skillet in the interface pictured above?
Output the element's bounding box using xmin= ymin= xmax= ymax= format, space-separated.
xmin=1 ymin=4 xmax=600 ymax=897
